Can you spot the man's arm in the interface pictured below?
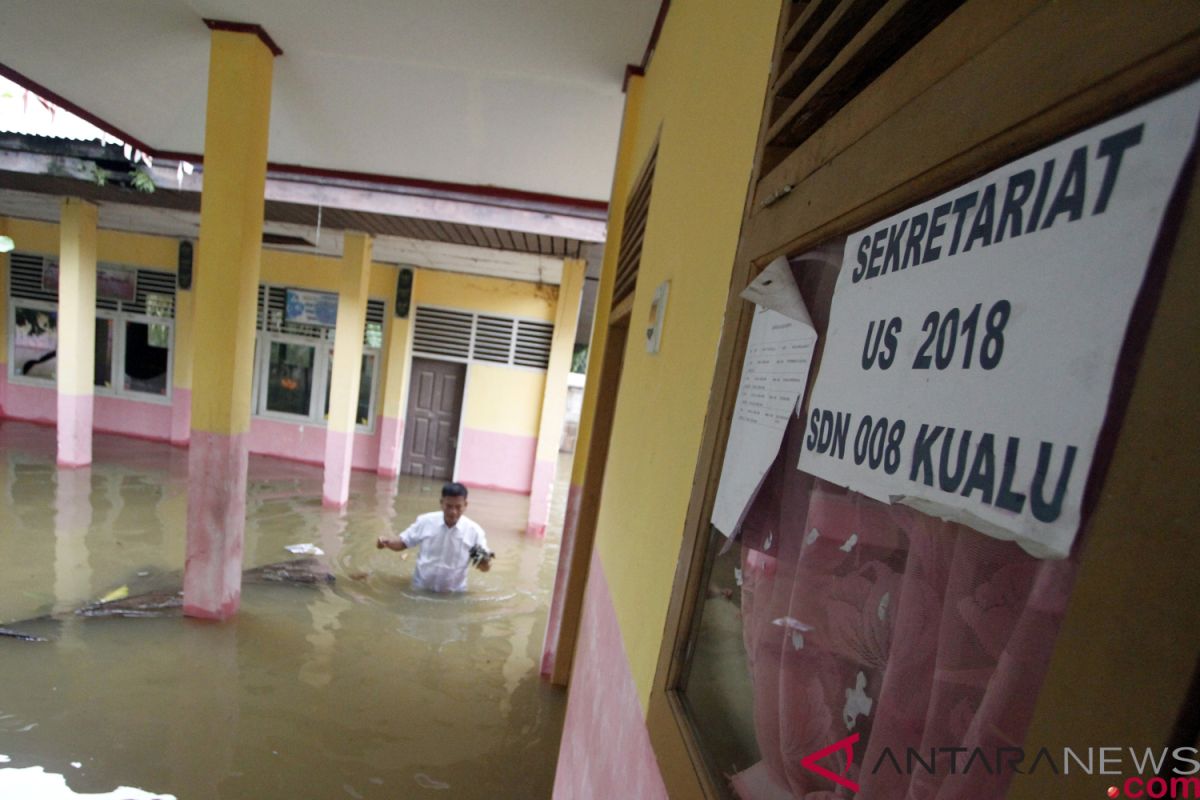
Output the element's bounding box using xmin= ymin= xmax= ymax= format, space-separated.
xmin=375 ymin=536 xmax=408 ymax=551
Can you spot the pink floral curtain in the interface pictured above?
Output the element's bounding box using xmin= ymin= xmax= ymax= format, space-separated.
xmin=730 ymin=423 xmax=1079 ymax=799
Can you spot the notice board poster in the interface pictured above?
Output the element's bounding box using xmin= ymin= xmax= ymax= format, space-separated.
xmin=711 ymin=259 xmax=817 ymax=537
xmin=797 ymin=81 xmax=1200 ymax=558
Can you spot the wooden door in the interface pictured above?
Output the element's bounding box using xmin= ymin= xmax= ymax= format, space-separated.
xmin=401 ymin=358 xmax=466 ymax=479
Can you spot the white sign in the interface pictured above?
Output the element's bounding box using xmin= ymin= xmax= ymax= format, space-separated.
xmin=712 ymin=259 xmax=817 ymax=536
xmin=797 ymin=81 xmax=1200 ymax=558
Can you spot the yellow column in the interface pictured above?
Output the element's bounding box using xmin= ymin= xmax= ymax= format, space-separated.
xmin=376 ymin=267 xmax=418 ymax=477
xmin=56 ymin=198 xmax=98 ymax=467
xmin=0 ymin=217 xmax=8 ymax=402
xmin=526 ymin=258 xmax=586 ymax=536
xmin=322 ymin=232 xmax=373 ymax=508
xmin=183 ymin=28 xmax=275 ymax=620
xmin=170 ymin=249 xmax=195 ymax=446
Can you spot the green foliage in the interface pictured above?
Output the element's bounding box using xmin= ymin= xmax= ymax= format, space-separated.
xmin=571 ymin=344 xmax=588 ymax=374
xmin=129 ymin=166 xmax=155 ymax=193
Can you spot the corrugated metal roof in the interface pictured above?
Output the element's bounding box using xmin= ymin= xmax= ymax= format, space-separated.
xmin=0 ymin=76 xmax=141 ymax=156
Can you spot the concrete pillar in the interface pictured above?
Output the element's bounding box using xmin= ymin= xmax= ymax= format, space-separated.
xmin=322 ymin=232 xmax=372 ymax=508
xmin=56 ymin=198 xmax=98 ymax=467
xmin=526 ymin=259 xmax=585 ymax=537
xmin=183 ymin=28 xmax=275 ymax=620
xmin=170 ymin=259 xmax=195 ymax=446
xmin=0 ymin=219 xmax=9 ymax=417
xmin=377 ymin=267 xmax=417 ymax=478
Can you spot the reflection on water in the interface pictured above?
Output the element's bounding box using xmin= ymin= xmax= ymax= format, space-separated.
xmin=0 ymin=420 xmax=567 ymax=799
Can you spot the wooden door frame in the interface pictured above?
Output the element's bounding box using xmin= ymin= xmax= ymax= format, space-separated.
xmin=549 ymin=306 xmax=631 ymax=686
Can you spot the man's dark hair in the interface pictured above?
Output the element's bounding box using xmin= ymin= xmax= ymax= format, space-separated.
xmin=442 ymin=482 xmax=469 ymax=499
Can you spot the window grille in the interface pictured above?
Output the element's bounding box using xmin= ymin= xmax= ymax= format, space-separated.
xmin=761 ymin=0 xmax=965 ymax=176
xmin=8 ymin=252 xmax=175 ymax=318
xmin=613 ymin=145 xmax=657 ymax=308
xmin=412 ymin=305 xmax=554 ymax=369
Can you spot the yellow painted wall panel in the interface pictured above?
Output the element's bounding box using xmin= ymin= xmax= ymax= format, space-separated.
xmin=590 ymin=0 xmax=781 ymax=711
xmin=415 ymin=269 xmax=557 ymax=321
xmin=461 ymin=363 xmax=545 ymax=437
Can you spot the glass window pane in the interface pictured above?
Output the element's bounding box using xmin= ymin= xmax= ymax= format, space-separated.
xmin=94 ymin=318 xmax=113 ymax=388
xmin=322 ymin=353 xmax=376 ymax=427
xmin=357 ymin=354 xmax=375 ymax=426
xmin=145 ymin=293 xmax=172 ymax=347
xmin=365 ymin=322 xmax=383 ymax=349
xmin=123 ymin=321 xmax=168 ymax=395
xmin=267 ymin=341 xmax=315 ymax=416
xmin=13 ymin=306 xmax=57 ymax=380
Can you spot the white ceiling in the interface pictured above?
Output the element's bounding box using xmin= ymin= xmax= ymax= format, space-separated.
xmin=0 ymin=0 xmax=661 ymax=203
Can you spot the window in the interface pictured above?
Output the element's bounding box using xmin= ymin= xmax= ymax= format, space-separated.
xmin=7 ymin=253 xmax=175 ymax=402
xmin=12 ymin=303 xmax=57 ymax=380
xmin=252 ymin=285 xmax=384 ymax=432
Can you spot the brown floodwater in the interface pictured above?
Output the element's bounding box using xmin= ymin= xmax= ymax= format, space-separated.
xmin=0 ymin=419 xmax=567 ymax=799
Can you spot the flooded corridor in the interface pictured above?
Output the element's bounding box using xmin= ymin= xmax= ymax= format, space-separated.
xmin=0 ymin=420 xmax=567 ymax=799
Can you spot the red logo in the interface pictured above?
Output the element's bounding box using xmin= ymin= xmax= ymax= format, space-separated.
xmin=801 ymin=733 xmax=861 ymax=792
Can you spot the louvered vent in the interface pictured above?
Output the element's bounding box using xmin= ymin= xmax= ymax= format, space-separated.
xmin=761 ymin=0 xmax=965 ymax=176
xmin=9 ymin=252 xmax=56 ymax=302
xmin=8 ymin=253 xmax=175 ymax=318
xmin=613 ymin=145 xmax=657 ymax=309
xmin=121 ymin=267 xmax=175 ymax=316
xmin=413 ymin=306 xmax=555 ymax=369
xmin=413 ymin=307 xmax=473 ymax=359
xmin=364 ymin=298 xmax=386 ymax=348
xmin=514 ymin=320 xmax=554 ymax=369
xmin=473 ymin=315 xmax=515 ymax=364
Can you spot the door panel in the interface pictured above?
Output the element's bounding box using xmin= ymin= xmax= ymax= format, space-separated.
xmin=402 ymin=358 xmax=466 ymax=479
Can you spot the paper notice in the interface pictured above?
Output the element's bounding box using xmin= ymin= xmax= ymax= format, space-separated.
xmin=711 ymin=258 xmax=817 ymax=537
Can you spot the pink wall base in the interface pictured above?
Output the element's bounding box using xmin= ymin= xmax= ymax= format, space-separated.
xmin=170 ymin=388 xmax=192 ymax=446
xmin=525 ymin=458 xmax=557 ymax=537
xmin=457 ymin=427 xmax=537 ymax=494
xmin=552 ymin=550 xmax=668 ymax=800
xmin=183 ymin=430 xmax=249 ymax=620
xmin=322 ymin=428 xmax=354 ymax=508
xmin=376 ymin=415 xmax=403 ymax=477
xmin=541 ymin=481 xmax=582 ymax=678
xmin=56 ymin=391 xmax=94 ymax=467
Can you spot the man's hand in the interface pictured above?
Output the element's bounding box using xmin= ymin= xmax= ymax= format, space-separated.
xmin=376 ymin=537 xmax=407 ymax=551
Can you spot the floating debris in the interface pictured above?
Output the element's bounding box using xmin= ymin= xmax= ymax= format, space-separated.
xmin=76 ymin=590 xmax=182 ymax=619
xmin=245 ymin=557 xmax=335 ymax=585
xmin=414 ymin=773 xmax=450 ymax=790
xmin=0 ymin=627 xmax=48 ymax=642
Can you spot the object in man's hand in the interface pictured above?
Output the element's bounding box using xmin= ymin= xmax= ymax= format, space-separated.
xmin=468 ymin=544 xmax=495 ymax=566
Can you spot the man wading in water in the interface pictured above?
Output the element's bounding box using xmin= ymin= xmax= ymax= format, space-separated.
xmin=376 ymin=482 xmax=493 ymax=592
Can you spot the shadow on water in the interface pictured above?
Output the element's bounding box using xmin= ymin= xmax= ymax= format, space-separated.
xmin=0 ymin=420 xmax=569 ymax=799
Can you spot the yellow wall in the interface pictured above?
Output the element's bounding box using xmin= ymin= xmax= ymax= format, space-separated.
xmin=413 ymin=267 xmax=558 ymax=438
xmin=590 ymin=0 xmax=780 ymax=710
xmin=415 ymin=269 xmax=556 ymax=322
xmin=461 ymin=363 xmax=545 ymax=436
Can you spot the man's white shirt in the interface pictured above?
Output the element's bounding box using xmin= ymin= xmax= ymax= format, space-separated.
xmin=399 ymin=511 xmax=489 ymax=592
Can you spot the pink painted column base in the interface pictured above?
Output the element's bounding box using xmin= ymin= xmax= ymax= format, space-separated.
xmin=170 ymin=388 xmax=192 ymax=446
xmin=56 ymin=392 xmax=94 ymax=467
xmin=183 ymin=430 xmax=248 ymax=620
xmin=541 ymin=481 xmax=582 ymax=678
xmin=524 ymin=458 xmax=557 ymax=537
xmin=552 ymin=550 xmax=668 ymax=800
xmin=376 ymin=415 xmax=403 ymax=478
xmin=323 ymin=428 xmax=354 ymax=508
